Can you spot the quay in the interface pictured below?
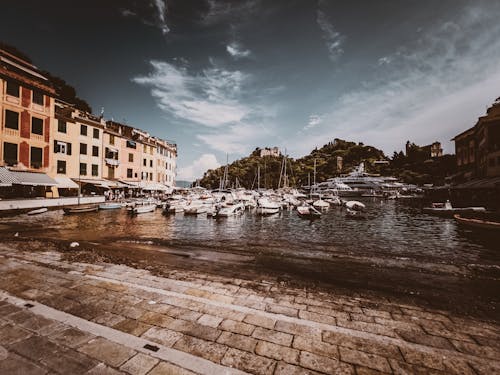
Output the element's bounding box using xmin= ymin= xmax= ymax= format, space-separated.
xmin=0 ymin=242 xmax=498 ymax=375
xmin=0 ymin=196 xmax=104 ymax=212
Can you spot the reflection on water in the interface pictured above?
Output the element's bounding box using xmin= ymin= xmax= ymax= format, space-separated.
xmin=1 ymin=198 xmax=498 ymax=267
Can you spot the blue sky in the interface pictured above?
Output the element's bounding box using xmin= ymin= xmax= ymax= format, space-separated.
xmin=2 ymin=0 xmax=500 ymax=181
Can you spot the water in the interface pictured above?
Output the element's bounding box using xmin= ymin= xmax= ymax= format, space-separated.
xmin=1 ymin=198 xmax=499 ymax=320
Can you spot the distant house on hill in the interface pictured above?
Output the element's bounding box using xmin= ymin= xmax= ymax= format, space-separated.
xmin=405 ymin=141 xmax=443 ymax=160
xmin=259 ymin=147 xmax=281 ymax=158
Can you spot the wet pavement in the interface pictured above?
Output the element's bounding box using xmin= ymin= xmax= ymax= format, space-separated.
xmin=0 ymin=242 xmax=499 ymax=374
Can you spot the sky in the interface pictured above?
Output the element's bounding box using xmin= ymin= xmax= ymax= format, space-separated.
xmin=2 ymin=0 xmax=500 ymax=181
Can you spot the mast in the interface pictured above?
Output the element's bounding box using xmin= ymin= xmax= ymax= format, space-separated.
xmin=313 ymin=158 xmax=317 ymax=194
xmin=257 ymin=164 xmax=260 ymax=190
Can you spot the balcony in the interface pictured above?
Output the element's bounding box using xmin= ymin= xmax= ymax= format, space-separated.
xmin=105 ymin=158 xmax=120 ymax=167
xmin=4 ymin=128 xmax=19 ymax=137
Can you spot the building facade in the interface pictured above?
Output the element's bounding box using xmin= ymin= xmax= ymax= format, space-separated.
xmin=0 ymin=49 xmax=56 ymax=173
xmin=453 ymin=99 xmax=500 ymax=179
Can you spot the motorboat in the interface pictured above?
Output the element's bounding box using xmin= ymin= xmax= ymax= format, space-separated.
xmin=312 ymin=199 xmax=330 ymax=211
xmin=256 ymin=198 xmax=280 ymax=215
xmin=216 ymin=202 xmax=245 ymax=217
xmin=27 ymin=207 xmax=48 ymax=215
xmin=345 ymin=201 xmax=366 ymax=211
xmin=346 ymin=207 xmax=366 ymax=219
xmin=454 ymin=214 xmax=500 ymax=232
xmin=297 ymin=204 xmax=321 ymax=219
xmin=63 ymin=205 xmax=98 ymax=214
xmin=128 ymin=204 xmax=156 ymax=215
xmin=423 ymin=200 xmax=486 ymax=217
xmin=184 ymin=204 xmax=208 ymax=215
xmin=99 ymin=202 xmax=122 ymax=210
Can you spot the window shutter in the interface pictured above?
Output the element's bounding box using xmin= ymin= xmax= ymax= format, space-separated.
xmin=54 ymin=140 xmax=58 ymax=153
xmin=67 ymin=143 xmax=72 ymax=155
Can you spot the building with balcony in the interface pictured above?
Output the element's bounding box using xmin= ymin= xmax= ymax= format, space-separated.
xmin=0 ymin=48 xmax=56 ymax=173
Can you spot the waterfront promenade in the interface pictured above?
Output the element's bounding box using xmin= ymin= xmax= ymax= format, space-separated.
xmin=0 ymin=241 xmax=498 ymax=375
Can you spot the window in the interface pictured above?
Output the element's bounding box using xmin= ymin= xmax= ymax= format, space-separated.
xmin=6 ymin=80 xmax=19 ymax=97
xmin=79 ymin=163 xmax=87 ymax=176
xmin=150 ymin=160 xmax=153 ymax=168
xmin=30 ymin=147 xmax=43 ymax=169
xmin=149 ymin=172 xmax=153 ymax=181
xmin=143 ymin=158 xmax=147 ymax=167
xmin=57 ymin=160 xmax=66 ymax=174
xmin=127 ymin=168 xmax=133 ymax=178
xmin=134 ymin=172 xmax=138 ymax=178
xmin=5 ymin=110 xmax=19 ymax=130
xmin=126 ymin=140 xmax=136 ymax=149
xmin=91 ymin=164 xmax=98 ymax=176
xmin=128 ymin=153 xmax=133 ymax=162
xmin=109 ymin=134 xmax=115 ymax=145
xmin=58 ymin=120 xmax=67 ymax=133
xmin=92 ymin=146 xmax=99 ymax=157
xmin=3 ymin=142 xmax=18 ymax=166
xmin=93 ymin=128 xmax=99 ymax=139
xmin=33 ymin=90 xmax=44 ymax=105
xmin=80 ymin=143 xmax=87 ymax=155
xmin=54 ymin=141 xmax=69 ymax=154
xmin=80 ymin=125 xmax=87 ymax=136
xmin=143 ymin=144 xmax=147 ymax=152
xmin=31 ymin=117 xmax=44 ymax=135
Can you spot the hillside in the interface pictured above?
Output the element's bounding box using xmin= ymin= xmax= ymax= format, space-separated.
xmin=198 ymin=139 xmax=387 ymax=189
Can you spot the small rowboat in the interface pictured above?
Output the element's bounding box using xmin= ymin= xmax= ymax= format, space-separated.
xmin=128 ymin=204 xmax=156 ymax=215
xmin=454 ymin=214 xmax=500 ymax=232
xmin=297 ymin=204 xmax=321 ymax=219
xmin=27 ymin=207 xmax=48 ymax=215
xmin=345 ymin=200 xmax=366 ymax=211
xmin=99 ymin=202 xmax=122 ymax=210
xmin=63 ymin=205 xmax=99 ymax=214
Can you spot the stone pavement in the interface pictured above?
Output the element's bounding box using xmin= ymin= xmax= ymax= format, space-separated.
xmin=0 ymin=245 xmax=499 ymax=374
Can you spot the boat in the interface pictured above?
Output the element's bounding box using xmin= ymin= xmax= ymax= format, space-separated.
xmin=27 ymin=207 xmax=48 ymax=215
xmin=64 ymin=205 xmax=98 ymax=214
xmin=454 ymin=214 xmax=500 ymax=232
xmin=345 ymin=201 xmax=366 ymax=211
xmin=312 ymin=199 xmax=330 ymax=211
xmin=297 ymin=204 xmax=321 ymax=219
xmin=184 ymin=204 xmax=208 ymax=215
xmin=216 ymin=202 xmax=245 ymax=217
xmin=256 ymin=198 xmax=280 ymax=215
xmin=128 ymin=204 xmax=156 ymax=215
xmin=99 ymin=202 xmax=122 ymax=210
xmin=346 ymin=207 xmax=366 ymax=219
xmin=423 ymin=201 xmax=486 ymax=217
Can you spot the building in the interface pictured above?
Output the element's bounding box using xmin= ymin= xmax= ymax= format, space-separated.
xmin=405 ymin=141 xmax=443 ymax=160
xmin=0 ymin=48 xmax=56 ymax=173
xmin=259 ymin=147 xmax=281 ymax=158
xmin=453 ymin=98 xmax=500 ymax=179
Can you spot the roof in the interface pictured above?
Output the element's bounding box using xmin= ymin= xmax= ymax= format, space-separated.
xmin=0 ymin=167 xmax=56 ymax=186
xmin=54 ymin=176 xmax=79 ymax=189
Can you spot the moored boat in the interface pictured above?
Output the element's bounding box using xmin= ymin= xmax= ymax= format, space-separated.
xmin=297 ymin=204 xmax=321 ymax=219
xmin=27 ymin=207 xmax=48 ymax=215
xmin=63 ymin=205 xmax=99 ymax=214
xmin=345 ymin=200 xmax=366 ymax=211
xmin=423 ymin=201 xmax=486 ymax=217
xmin=256 ymin=198 xmax=280 ymax=215
xmin=129 ymin=204 xmax=156 ymax=215
xmin=216 ymin=202 xmax=245 ymax=217
xmin=454 ymin=214 xmax=500 ymax=232
xmin=99 ymin=202 xmax=122 ymax=210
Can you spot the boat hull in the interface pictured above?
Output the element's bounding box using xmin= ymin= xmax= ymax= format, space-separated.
xmin=63 ymin=205 xmax=98 ymax=214
xmin=454 ymin=214 xmax=500 ymax=232
xmin=27 ymin=207 xmax=48 ymax=215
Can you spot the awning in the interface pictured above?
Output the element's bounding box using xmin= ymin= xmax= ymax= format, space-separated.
xmin=0 ymin=167 xmax=17 ymax=186
xmin=119 ymin=180 xmax=141 ymax=188
xmin=54 ymin=176 xmax=79 ymax=189
xmin=77 ymin=178 xmax=110 ymax=188
xmin=142 ymin=182 xmax=168 ymax=191
xmin=7 ymin=169 xmax=57 ymax=186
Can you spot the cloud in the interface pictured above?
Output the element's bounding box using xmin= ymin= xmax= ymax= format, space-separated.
xmin=226 ymin=42 xmax=251 ymax=59
xmin=377 ymin=56 xmax=392 ymax=66
xmin=316 ymin=7 xmax=345 ymax=62
xmin=177 ymin=153 xmax=220 ymax=181
xmin=119 ymin=1 xmax=169 ymax=35
xmin=133 ymin=60 xmax=250 ymax=127
xmin=204 ymin=0 xmax=260 ymax=25
xmin=291 ymin=4 xmax=500 ymax=156
xmin=152 ymin=0 xmax=170 ymax=35
xmin=304 ymin=114 xmax=323 ymax=131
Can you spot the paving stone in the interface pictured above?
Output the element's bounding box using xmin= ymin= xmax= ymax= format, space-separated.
xmin=40 ymin=348 xmax=98 ymax=374
xmin=265 ymin=304 xmax=298 ymax=317
xmin=141 ymin=326 xmax=183 ymax=347
xmin=166 ymin=319 xmax=221 ymax=341
xmin=299 ymin=351 xmax=355 ymax=374
xmin=0 ymin=352 xmax=48 ymax=375
xmin=255 ymin=340 xmax=300 ymax=364
xmin=349 ymin=313 xmax=375 ymax=323
xmin=0 ymin=303 xmax=23 ymax=316
xmin=5 ymin=310 xmax=33 ymax=324
xmin=399 ymin=347 xmax=446 ymax=371
xmin=336 ymin=319 xmax=397 ymax=338
xmin=173 ymin=335 xmax=228 ymax=363
xmin=322 ymin=331 xmax=402 ymax=360
xmin=119 ymin=353 xmax=159 ymax=375
xmin=355 ymin=366 xmax=386 ymax=375
xmin=0 ymin=324 xmax=32 ymax=344
xmin=243 ymin=314 xmax=276 ymax=329
xmin=252 ymin=327 xmax=293 ymax=346
xmin=93 ymin=312 xmax=126 ymax=327
xmin=298 ymin=309 xmax=337 ymax=326
xmin=221 ymin=347 xmax=276 ymax=375
xmin=469 ymin=360 xmax=500 ymax=375
xmin=165 ymin=306 xmax=203 ymax=322
xmin=18 ymin=314 xmax=57 ymax=333
xmin=85 ymin=363 xmax=126 ymax=374
xmin=275 ymin=320 xmax=321 ymax=337
xmin=395 ymin=330 xmax=454 ymax=350
xmin=219 ymin=319 xmax=255 ymax=335
xmin=9 ymin=335 xmax=61 ymax=361
xmin=292 ymin=335 xmax=339 ymax=359
xmin=451 ymin=339 xmax=499 ymax=360
xmin=307 ymin=305 xmax=350 ymax=320
xmin=147 ymin=362 xmax=197 ymax=375
xmin=339 ymin=347 xmax=391 ymax=373
xmin=79 ymin=338 xmax=136 ymax=368
xmin=49 ymin=327 xmax=95 ymax=348
xmin=217 ymin=331 xmax=258 ymax=352
xmin=113 ymin=319 xmax=152 ymax=336
xmin=197 ymin=314 xmax=223 ymax=328
xmin=274 ymin=361 xmax=323 ymax=375
xmin=388 ymin=359 xmax=444 ymax=375
xmin=138 ymin=311 xmax=175 ymax=328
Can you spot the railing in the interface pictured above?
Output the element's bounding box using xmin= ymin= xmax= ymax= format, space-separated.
xmin=31 ymin=134 xmax=44 ymax=142
xmin=4 ymin=128 xmax=19 ymax=137
xmin=105 ymin=158 xmax=120 ymax=166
